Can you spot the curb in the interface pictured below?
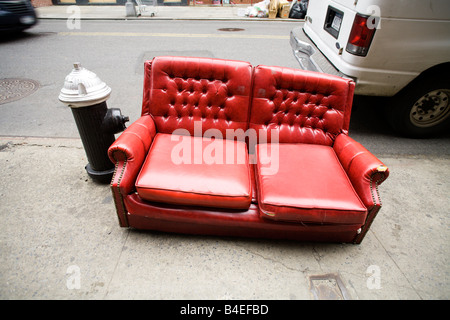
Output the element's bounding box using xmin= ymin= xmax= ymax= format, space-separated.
xmin=37 ymin=16 xmax=303 ymax=22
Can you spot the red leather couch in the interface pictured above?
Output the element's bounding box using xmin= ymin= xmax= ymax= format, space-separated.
xmin=108 ymin=56 xmax=389 ymax=244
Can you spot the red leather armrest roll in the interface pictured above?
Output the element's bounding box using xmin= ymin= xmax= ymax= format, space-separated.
xmin=333 ymin=134 xmax=389 ymax=210
xmin=108 ymin=115 xmax=156 ymax=195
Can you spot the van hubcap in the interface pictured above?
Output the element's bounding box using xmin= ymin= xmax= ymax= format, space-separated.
xmin=410 ymin=89 xmax=450 ymax=128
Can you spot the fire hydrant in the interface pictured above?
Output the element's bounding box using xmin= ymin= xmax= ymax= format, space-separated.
xmin=59 ymin=62 xmax=129 ymax=183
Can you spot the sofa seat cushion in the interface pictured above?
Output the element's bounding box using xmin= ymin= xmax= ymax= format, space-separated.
xmin=135 ymin=133 xmax=252 ymax=210
xmin=255 ymin=143 xmax=367 ymax=224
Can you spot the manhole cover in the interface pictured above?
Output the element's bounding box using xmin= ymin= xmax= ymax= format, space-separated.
xmin=217 ymin=28 xmax=245 ymax=32
xmin=0 ymin=78 xmax=40 ymax=105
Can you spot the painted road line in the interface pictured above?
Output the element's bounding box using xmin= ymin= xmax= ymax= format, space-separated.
xmin=58 ymin=31 xmax=289 ymax=40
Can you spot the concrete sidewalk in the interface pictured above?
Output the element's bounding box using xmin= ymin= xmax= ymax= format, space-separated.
xmin=2 ymin=4 xmax=449 ymax=302
xmin=0 ymin=135 xmax=449 ymax=299
xmin=35 ymin=4 xmax=300 ymax=21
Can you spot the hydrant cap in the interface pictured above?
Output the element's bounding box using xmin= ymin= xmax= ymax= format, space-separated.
xmin=59 ymin=62 xmax=112 ymax=108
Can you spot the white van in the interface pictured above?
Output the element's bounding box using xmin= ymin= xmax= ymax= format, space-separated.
xmin=290 ymin=0 xmax=450 ymax=137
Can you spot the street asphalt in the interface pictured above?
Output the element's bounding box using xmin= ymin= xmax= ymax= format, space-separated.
xmin=0 ymin=4 xmax=448 ymax=302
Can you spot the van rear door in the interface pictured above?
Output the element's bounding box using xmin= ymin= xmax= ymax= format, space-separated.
xmin=303 ymin=0 xmax=364 ymax=63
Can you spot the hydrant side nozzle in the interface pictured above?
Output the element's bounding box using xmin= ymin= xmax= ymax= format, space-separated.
xmin=102 ymin=108 xmax=129 ymax=135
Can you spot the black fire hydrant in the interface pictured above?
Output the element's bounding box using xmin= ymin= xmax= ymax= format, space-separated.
xmin=59 ymin=63 xmax=128 ymax=184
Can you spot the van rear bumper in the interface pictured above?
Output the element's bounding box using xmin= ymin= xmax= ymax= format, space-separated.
xmin=291 ymin=26 xmax=419 ymax=96
xmin=290 ymin=26 xmax=345 ymax=78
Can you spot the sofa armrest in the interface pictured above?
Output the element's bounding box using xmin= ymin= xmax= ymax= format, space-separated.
xmin=108 ymin=115 xmax=156 ymax=226
xmin=108 ymin=115 xmax=156 ymax=194
xmin=333 ymin=134 xmax=389 ymax=243
xmin=333 ymin=134 xmax=389 ymax=210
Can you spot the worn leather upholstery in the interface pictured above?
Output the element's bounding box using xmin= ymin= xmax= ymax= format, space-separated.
xmin=333 ymin=134 xmax=389 ymax=209
xmin=256 ymin=143 xmax=367 ymax=224
xmin=251 ymin=65 xmax=367 ymax=224
xmin=135 ymin=133 xmax=252 ymax=209
xmin=107 ymin=56 xmax=389 ymax=243
xmin=108 ymin=115 xmax=156 ymax=227
xmin=250 ymin=65 xmax=354 ymax=145
xmin=142 ymin=56 xmax=253 ymax=138
xmin=124 ymin=195 xmax=363 ymax=243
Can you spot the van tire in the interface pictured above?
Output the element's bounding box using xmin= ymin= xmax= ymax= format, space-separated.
xmin=387 ymin=76 xmax=450 ymax=138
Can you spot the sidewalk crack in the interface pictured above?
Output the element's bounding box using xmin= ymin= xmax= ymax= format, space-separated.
xmin=104 ymin=228 xmax=130 ymax=299
xmin=312 ymin=246 xmax=324 ymax=272
xmin=370 ymin=230 xmax=423 ymax=300
xmin=235 ymin=244 xmax=309 ymax=273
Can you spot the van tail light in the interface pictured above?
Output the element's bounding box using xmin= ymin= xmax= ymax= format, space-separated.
xmin=346 ymin=14 xmax=376 ymax=56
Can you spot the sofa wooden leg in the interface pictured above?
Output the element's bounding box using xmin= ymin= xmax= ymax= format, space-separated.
xmin=353 ymin=206 xmax=381 ymax=244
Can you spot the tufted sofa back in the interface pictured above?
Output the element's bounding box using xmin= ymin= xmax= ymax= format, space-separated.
xmin=141 ymin=57 xmax=355 ymax=146
xmin=142 ymin=56 xmax=253 ymax=137
xmin=249 ymin=65 xmax=355 ymax=146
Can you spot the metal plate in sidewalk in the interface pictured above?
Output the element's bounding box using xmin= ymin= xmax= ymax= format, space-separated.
xmin=0 ymin=78 xmax=40 ymax=105
xmin=309 ymin=273 xmax=352 ymax=300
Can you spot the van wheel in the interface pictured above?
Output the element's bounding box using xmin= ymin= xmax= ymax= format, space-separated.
xmin=387 ymin=78 xmax=450 ymax=138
